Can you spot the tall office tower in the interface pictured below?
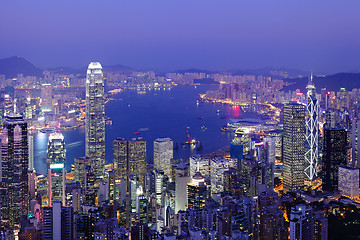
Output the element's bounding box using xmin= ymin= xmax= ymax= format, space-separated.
xmin=0 ymin=114 xmax=29 ymax=229
xmin=154 ymin=169 xmax=165 ymax=206
xmin=268 ymin=129 xmax=283 ymax=162
xmin=175 ymin=161 xmax=190 ymax=213
xmin=283 ymin=102 xmax=305 ymax=191
xmin=85 ymin=62 xmax=105 ymax=177
xmin=153 ymin=137 xmax=173 ymax=177
xmin=264 ymin=136 xmax=276 ymax=164
xmin=41 ymin=83 xmax=53 ymax=112
xmin=187 ymin=172 xmax=207 ymax=210
xmin=322 ymin=128 xmax=347 ymax=191
xmin=305 ymin=75 xmax=319 ymax=181
xmin=28 ymin=135 xmax=37 ymax=200
xmin=351 ymin=118 xmax=360 ymax=168
xmin=74 ymin=156 xmax=91 ymax=188
xmin=290 ymin=204 xmax=313 ymax=240
xmin=47 ymin=132 xmax=66 ymax=206
xmin=210 ymin=157 xmax=229 ymax=195
xmin=113 ymin=137 xmax=147 ymax=187
xmin=338 ymin=166 xmax=359 ymax=198
xmin=234 ymin=128 xmax=251 ymax=155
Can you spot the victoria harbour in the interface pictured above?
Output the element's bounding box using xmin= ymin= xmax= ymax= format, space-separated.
xmin=33 ymin=85 xmax=247 ymax=175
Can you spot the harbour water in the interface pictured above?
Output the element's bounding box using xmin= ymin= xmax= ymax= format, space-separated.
xmin=33 ymin=85 xmax=246 ymax=175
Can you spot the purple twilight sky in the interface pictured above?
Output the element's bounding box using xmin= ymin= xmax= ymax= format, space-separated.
xmin=0 ymin=0 xmax=360 ymax=73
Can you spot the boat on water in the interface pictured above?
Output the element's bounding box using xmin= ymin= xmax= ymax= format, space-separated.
xmin=40 ymin=128 xmax=56 ymax=133
xmin=201 ymin=125 xmax=207 ymax=131
xmin=196 ymin=116 xmax=204 ymax=120
xmin=134 ymin=131 xmax=140 ymax=135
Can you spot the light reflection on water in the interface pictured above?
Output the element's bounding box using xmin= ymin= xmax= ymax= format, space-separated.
xmin=33 ymin=85 xmax=247 ymax=175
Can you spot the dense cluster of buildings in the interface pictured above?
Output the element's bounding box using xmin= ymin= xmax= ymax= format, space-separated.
xmin=0 ymin=64 xmax=360 ymax=239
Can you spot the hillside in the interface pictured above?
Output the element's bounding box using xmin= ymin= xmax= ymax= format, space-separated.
xmin=283 ymin=73 xmax=360 ymax=92
xmin=0 ymin=56 xmax=43 ymax=78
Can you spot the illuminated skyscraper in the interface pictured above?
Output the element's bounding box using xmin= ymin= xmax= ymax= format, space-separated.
xmin=113 ymin=137 xmax=147 ymax=187
xmin=153 ymin=137 xmax=173 ymax=177
xmin=283 ymin=102 xmax=305 ymax=191
xmin=305 ymin=75 xmax=319 ymax=181
xmin=85 ymin=62 xmax=105 ymax=177
xmin=0 ymin=114 xmax=29 ymax=229
xmin=187 ymin=172 xmax=207 ymax=210
xmin=47 ymin=132 xmax=66 ymax=206
xmin=74 ymin=156 xmax=92 ymax=189
xmin=41 ymin=83 xmax=53 ymax=112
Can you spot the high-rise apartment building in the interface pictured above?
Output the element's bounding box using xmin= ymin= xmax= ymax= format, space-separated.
xmin=43 ymin=201 xmax=74 ymax=240
xmin=305 ymin=76 xmax=319 ymax=181
xmin=0 ymin=114 xmax=29 ymax=229
xmin=290 ymin=204 xmax=313 ymax=240
xmin=113 ymin=137 xmax=147 ymax=187
xmin=283 ymin=102 xmax=305 ymax=191
xmin=322 ymin=128 xmax=347 ymax=191
xmin=153 ymin=137 xmax=173 ymax=177
xmin=85 ymin=62 xmax=105 ymax=177
xmin=47 ymin=132 xmax=66 ymax=206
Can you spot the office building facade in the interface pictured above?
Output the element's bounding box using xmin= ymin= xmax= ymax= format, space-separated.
xmin=85 ymin=62 xmax=105 ymax=177
xmin=47 ymin=132 xmax=66 ymax=206
xmin=153 ymin=137 xmax=173 ymax=177
xmin=283 ymin=103 xmax=305 ymax=191
xmin=0 ymin=114 xmax=29 ymax=229
xmin=113 ymin=137 xmax=147 ymax=187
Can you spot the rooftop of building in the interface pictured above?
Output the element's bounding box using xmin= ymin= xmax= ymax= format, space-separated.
xmin=87 ymin=62 xmax=102 ymax=70
xmin=154 ymin=137 xmax=172 ymax=142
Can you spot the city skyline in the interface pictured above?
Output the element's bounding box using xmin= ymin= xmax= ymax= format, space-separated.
xmin=0 ymin=1 xmax=360 ymax=73
xmin=1 ymin=0 xmax=360 ymax=238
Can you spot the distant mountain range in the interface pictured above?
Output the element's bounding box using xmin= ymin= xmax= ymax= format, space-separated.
xmin=283 ymin=73 xmax=360 ymax=92
xmin=0 ymin=56 xmax=359 ymax=92
xmin=49 ymin=64 xmax=134 ymax=75
xmin=0 ymin=56 xmax=43 ymax=78
xmin=0 ymin=56 xmax=135 ymax=78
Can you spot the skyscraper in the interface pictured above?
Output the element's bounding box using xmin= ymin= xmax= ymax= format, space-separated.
xmin=41 ymin=83 xmax=53 ymax=112
xmin=113 ymin=137 xmax=147 ymax=187
xmin=305 ymin=75 xmax=319 ymax=181
xmin=153 ymin=137 xmax=173 ymax=177
xmin=283 ymin=102 xmax=305 ymax=191
xmin=0 ymin=114 xmax=29 ymax=229
xmin=351 ymin=118 xmax=360 ymax=168
xmin=85 ymin=62 xmax=105 ymax=177
xmin=74 ymin=156 xmax=92 ymax=188
xmin=47 ymin=132 xmax=66 ymax=206
xmin=187 ymin=172 xmax=207 ymax=210
xmin=322 ymin=128 xmax=347 ymax=191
